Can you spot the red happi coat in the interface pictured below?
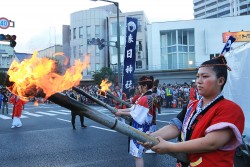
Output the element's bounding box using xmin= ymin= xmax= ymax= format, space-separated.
xmin=9 ymin=95 xmax=27 ymax=118
xmin=181 ymin=99 xmax=245 ymax=167
xmin=113 ymin=91 xmax=127 ymax=109
xmin=189 ymin=87 xmax=198 ymax=102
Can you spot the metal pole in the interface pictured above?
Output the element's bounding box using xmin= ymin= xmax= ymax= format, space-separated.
xmin=116 ymin=2 xmax=121 ymax=85
xmin=92 ymin=0 xmax=121 ymax=84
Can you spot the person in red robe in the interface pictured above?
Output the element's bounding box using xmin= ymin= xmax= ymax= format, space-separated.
xmin=113 ymin=85 xmax=127 ymax=109
xmin=9 ymin=94 xmax=27 ymax=128
xmin=189 ymin=80 xmax=200 ymax=103
xmin=141 ymin=56 xmax=245 ymax=167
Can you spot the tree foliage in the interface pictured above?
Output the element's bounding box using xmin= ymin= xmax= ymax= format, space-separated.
xmin=92 ymin=67 xmax=116 ymax=85
xmin=0 ymin=71 xmax=8 ymax=86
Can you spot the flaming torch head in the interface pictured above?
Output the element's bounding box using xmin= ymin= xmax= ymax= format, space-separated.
xmin=98 ymin=79 xmax=112 ymax=97
xmin=7 ymin=51 xmax=89 ymax=99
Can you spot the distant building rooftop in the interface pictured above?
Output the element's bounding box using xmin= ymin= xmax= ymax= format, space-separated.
xmin=15 ymin=52 xmax=32 ymax=62
xmin=0 ymin=49 xmax=7 ymax=54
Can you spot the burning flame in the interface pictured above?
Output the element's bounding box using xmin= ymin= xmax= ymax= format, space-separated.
xmin=7 ymin=51 xmax=90 ymax=99
xmin=98 ymin=79 xmax=112 ymax=97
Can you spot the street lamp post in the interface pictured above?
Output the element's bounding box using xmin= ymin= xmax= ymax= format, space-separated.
xmin=91 ymin=0 xmax=121 ymax=84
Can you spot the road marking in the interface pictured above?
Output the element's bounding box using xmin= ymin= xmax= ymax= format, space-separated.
xmin=98 ymin=108 xmax=109 ymax=111
xmin=47 ymin=110 xmax=69 ymax=115
xmin=156 ymin=120 xmax=170 ymax=123
xmin=36 ymin=111 xmax=56 ymax=116
xmin=23 ymin=111 xmax=43 ymax=117
xmin=158 ymin=113 xmax=178 ymax=116
xmin=56 ymin=118 xmax=71 ymax=122
xmin=58 ymin=110 xmax=70 ymax=113
xmin=0 ymin=114 xmax=11 ymax=119
xmin=90 ymin=126 xmax=116 ymax=132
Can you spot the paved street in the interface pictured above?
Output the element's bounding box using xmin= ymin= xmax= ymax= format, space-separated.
xmin=0 ymin=102 xmax=181 ymax=167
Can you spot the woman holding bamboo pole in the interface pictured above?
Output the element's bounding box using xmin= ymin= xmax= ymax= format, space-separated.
xmin=115 ymin=75 xmax=156 ymax=167
xmin=141 ymin=56 xmax=245 ymax=167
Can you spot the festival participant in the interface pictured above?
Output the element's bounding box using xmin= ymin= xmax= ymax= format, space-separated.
xmin=0 ymin=92 xmax=2 ymax=110
xmin=9 ymin=94 xmax=27 ymax=128
xmin=129 ymin=86 xmax=141 ymax=104
xmin=113 ymin=85 xmax=127 ymax=109
xmin=115 ymin=76 xmax=156 ymax=167
xmin=69 ymin=91 xmax=87 ymax=129
xmin=141 ymin=56 xmax=245 ymax=167
xmin=113 ymin=85 xmax=127 ymax=123
xmin=189 ymin=80 xmax=200 ymax=103
xmin=1 ymin=92 xmax=9 ymax=114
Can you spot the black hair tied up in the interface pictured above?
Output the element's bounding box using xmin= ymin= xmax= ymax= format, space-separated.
xmin=199 ymin=56 xmax=231 ymax=71
xmin=138 ymin=76 xmax=154 ymax=89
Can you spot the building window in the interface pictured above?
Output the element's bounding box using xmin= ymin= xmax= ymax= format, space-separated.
xmin=194 ymin=0 xmax=205 ymax=6
xmin=87 ymin=45 xmax=91 ymax=54
xmin=207 ymin=8 xmax=217 ymax=14
xmin=87 ymin=64 xmax=91 ymax=75
xmin=73 ymin=46 xmax=77 ymax=58
xmin=218 ymin=0 xmax=227 ymax=2
xmin=95 ymin=46 xmax=100 ymax=56
xmin=111 ymin=22 xmax=117 ymax=36
xmin=161 ymin=29 xmax=195 ymax=70
xmin=120 ymin=22 xmax=125 ymax=36
xmin=137 ymin=51 xmax=142 ymax=59
xmin=95 ymin=63 xmax=100 ymax=71
xmin=111 ymin=22 xmax=125 ymax=36
xmin=139 ymin=41 xmax=142 ymax=51
xmin=79 ymin=45 xmax=83 ymax=57
xmin=137 ymin=21 xmax=142 ymax=32
xmin=79 ymin=27 xmax=83 ymax=38
xmin=73 ymin=28 xmax=76 ymax=39
xmin=194 ymin=6 xmax=205 ymax=12
xmin=86 ymin=26 xmax=91 ymax=39
xmin=206 ymin=1 xmax=217 ymax=8
xmin=95 ymin=25 xmax=100 ymax=38
xmin=136 ymin=61 xmax=142 ymax=69
xmin=195 ymin=12 xmax=205 ymax=18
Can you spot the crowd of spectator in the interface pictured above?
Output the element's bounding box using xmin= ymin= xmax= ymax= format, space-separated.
xmin=1 ymin=81 xmax=196 ymax=109
xmin=64 ymin=81 xmax=195 ymax=109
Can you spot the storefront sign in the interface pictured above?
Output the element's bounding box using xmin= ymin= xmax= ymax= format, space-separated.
xmin=223 ymin=31 xmax=250 ymax=43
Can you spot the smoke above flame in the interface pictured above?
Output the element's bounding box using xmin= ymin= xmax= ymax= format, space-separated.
xmin=7 ymin=51 xmax=90 ymax=99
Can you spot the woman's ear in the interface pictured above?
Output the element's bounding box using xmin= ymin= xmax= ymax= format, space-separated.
xmin=218 ymin=77 xmax=225 ymax=86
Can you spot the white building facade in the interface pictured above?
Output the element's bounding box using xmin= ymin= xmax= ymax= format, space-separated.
xmin=65 ymin=5 xmax=115 ymax=80
xmin=38 ymin=45 xmax=63 ymax=58
xmin=64 ymin=5 xmax=149 ymax=81
xmin=194 ymin=0 xmax=250 ymax=19
xmin=147 ymin=15 xmax=250 ymax=71
xmin=0 ymin=44 xmax=14 ymax=71
xmin=108 ymin=11 xmax=149 ymax=72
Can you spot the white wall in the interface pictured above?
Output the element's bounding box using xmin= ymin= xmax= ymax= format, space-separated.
xmin=148 ymin=15 xmax=250 ymax=69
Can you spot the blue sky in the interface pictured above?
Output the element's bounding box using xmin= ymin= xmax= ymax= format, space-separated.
xmin=1 ymin=0 xmax=193 ymax=53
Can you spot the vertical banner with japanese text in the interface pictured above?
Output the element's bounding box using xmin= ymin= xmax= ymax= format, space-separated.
xmin=122 ymin=17 xmax=138 ymax=95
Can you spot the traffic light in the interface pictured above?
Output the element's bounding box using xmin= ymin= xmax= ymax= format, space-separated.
xmin=10 ymin=35 xmax=16 ymax=48
xmin=87 ymin=38 xmax=105 ymax=50
xmin=0 ymin=34 xmax=16 ymax=48
xmin=98 ymin=39 xmax=105 ymax=50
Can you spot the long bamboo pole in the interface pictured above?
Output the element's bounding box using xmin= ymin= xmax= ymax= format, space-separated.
xmin=47 ymin=92 xmax=189 ymax=163
xmin=72 ymin=87 xmax=132 ymax=122
xmin=106 ymin=90 xmax=131 ymax=108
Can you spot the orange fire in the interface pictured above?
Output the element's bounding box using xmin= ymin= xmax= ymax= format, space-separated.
xmin=7 ymin=51 xmax=90 ymax=99
xmin=98 ymin=79 xmax=112 ymax=97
